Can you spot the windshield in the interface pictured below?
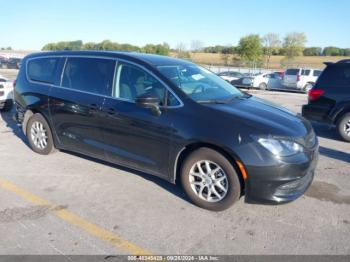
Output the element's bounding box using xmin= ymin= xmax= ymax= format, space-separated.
xmin=158 ymin=64 xmax=243 ymax=102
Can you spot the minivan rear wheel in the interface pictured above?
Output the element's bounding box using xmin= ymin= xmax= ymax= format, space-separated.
xmin=26 ymin=113 xmax=55 ymax=155
xmin=337 ymin=113 xmax=350 ymax=142
xmin=180 ymin=148 xmax=241 ymax=211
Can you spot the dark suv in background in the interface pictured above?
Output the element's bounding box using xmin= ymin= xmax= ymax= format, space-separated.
xmin=302 ymin=60 xmax=350 ymax=142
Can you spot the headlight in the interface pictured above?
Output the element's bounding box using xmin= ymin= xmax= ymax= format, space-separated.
xmin=254 ymin=137 xmax=303 ymax=157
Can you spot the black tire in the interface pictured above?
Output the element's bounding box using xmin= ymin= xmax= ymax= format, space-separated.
xmin=337 ymin=113 xmax=350 ymax=142
xmin=303 ymin=83 xmax=313 ymax=93
xmin=0 ymin=100 xmax=13 ymax=112
xmin=180 ymin=148 xmax=241 ymax=211
xmin=259 ymin=83 xmax=267 ymax=90
xmin=26 ymin=113 xmax=55 ymax=155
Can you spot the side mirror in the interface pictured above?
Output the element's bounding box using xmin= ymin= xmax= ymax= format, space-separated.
xmin=135 ymin=95 xmax=161 ymax=116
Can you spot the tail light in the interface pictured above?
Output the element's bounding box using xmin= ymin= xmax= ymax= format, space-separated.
xmin=13 ymin=80 xmax=16 ymax=88
xmin=297 ymin=75 xmax=301 ymax=82
xmin=281 ymin=71 xmax=285 ymax=79
xmin=308 ymin=89 xmax=324 ymax=101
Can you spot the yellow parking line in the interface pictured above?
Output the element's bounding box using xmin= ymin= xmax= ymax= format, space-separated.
xmin=0 ymin=177 xmax=152 ymax=255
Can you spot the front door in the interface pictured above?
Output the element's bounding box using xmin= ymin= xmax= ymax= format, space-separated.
xmin=100 ymin=61 xmax=181 ymax=178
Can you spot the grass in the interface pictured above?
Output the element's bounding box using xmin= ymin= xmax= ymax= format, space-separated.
xmin=172 ymin=52 xmax=350 ymax=69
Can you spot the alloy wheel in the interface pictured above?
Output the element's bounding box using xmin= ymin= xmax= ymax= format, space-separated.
xmin=188 ymin=160 xmax=229 ymax=202
xmin=344 ymin=119 xmax=350 ymax=137
xmin=30 ymin=121 xmax=48 ymax=150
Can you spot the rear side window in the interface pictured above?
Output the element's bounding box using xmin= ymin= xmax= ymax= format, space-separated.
xmin=285 ymin=69 xmax=299 ymax=75
xmin=27 ymin=58 xmax=59 ymax=84
xmin=313 ymin=70 xmax=322 ymax=77
xmin=317 ymin=65 xmax=350 ymax=88
xmin=302 ymin=70 xmax=311 ymax=76
xmin=62 ymin=57 xmax=115 ymax=95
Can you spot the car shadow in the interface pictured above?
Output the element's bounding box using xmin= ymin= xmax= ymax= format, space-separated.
xmin=319 ymin=146 xmax=350 ymax=163
xmin=311 ymin=122 xmax=340 ymax=140
xmin=310 ymin=122 xmax=350 ymax=163
xmin=0 ymin=109 xmax=28 ymax=146
xmin=61 ymin=149 xmax=189 ymax=202
xmin=0 ymin=109 xmax=190 ymax=204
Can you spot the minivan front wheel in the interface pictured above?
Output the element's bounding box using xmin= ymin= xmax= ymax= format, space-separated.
xmin=26 ymin=113 xmax=55 ymax=155
xmin=337 ymin=113 xmax=350 ymax=142
xmin=181 ymin=148 xmax=241 ymax=211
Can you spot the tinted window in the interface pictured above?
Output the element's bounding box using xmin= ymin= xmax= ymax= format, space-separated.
xmin=313 ymin=70 xmax=322 ymax=77
xmin=62 ymin=57 xmax=115 ymax=95
xmin=114 ymin=62 xmax=180 ymax=106
xmin=285 ymin=69 xmax=299 ymax=75
xmin=302 ymin=70 xmax=311 ymax=76
xmin=317 ymin=65 xmax=350 ymax=88
xmin=28 ymin=58 xmax=59 ymax=83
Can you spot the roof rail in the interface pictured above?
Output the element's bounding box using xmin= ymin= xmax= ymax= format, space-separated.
xmin=337 ymin=59 xmax=350 ymax=63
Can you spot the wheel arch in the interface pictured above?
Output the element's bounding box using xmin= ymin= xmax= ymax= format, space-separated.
xmin=22 ymin=108 xmax=54 ymax=142
xmin=174 ymin=142 xmax=246 ymax=194
xmin=334 ymin=106 xmax=350 ymax=125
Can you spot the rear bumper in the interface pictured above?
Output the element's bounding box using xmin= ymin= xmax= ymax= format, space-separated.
xmin=244 ymin=145 xmax=319 ymax=204
xmin=302 ymin=104 xmax=332 ymax=124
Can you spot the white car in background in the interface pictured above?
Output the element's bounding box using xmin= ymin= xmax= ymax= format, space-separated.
xmin=217 ymin=71 xmax=244 ymax=84
xmin=282 ymin=68 xmax=322 ymax=92
xmin=240 ymin=72 xmax=282 ymax=90
xmin=0 ymin=75 xmax=14 ymax=111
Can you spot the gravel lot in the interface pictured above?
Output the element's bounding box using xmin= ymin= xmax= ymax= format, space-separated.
xmin=0 ymin=69 xmax=349 ymax=255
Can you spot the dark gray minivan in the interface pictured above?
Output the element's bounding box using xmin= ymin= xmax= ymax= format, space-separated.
xmin=14 ymin=51 xmax=319 ymax=211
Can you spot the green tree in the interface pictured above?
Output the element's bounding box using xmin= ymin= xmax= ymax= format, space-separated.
xmin=262 ymin=33 xmax=281 ymax=69
xmin=83 ymin=42 xmax=98 ymax=50
xmin=283 ymin=32 xmax=307 ymax=58
xmin=236 ymin=34 xmax=263 ymax=66
xmin=42 ymin=43 xmax=57 ymax=51
xmin=142 ymin=43 xmax=170 ymax=55
xmin=281 ymin=32 xmax=307 ymax=67
xmin=323 ymin=46 xmax=341 ymax=56
xmin=303 ymin=47 xmax=322 ymax=56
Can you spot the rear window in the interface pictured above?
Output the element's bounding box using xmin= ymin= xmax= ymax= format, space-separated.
xmin=316 ymin=65 xmax=350 ymax=88
xmin=302 ymin=70 xmax=311 ymax=76
xmin=285 ymin=69 xmax=299 ymax=75
xmin=313 ymin=70 xmax=322 ymax=77
xmin=62 ymin=57 xmax=115 ymax=95
xmin=27 ymin=58 xmax=59 ymax=84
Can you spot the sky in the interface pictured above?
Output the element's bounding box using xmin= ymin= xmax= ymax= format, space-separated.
xmin=1 ymin=0 xmax=349 ymax=50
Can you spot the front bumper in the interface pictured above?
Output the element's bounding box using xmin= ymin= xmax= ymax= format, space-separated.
xmin=243 ymin=142 xmax=319 ymax=204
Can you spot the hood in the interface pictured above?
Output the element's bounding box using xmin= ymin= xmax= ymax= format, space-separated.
xmin=204 ymin=96 xmax=310 ymax=138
